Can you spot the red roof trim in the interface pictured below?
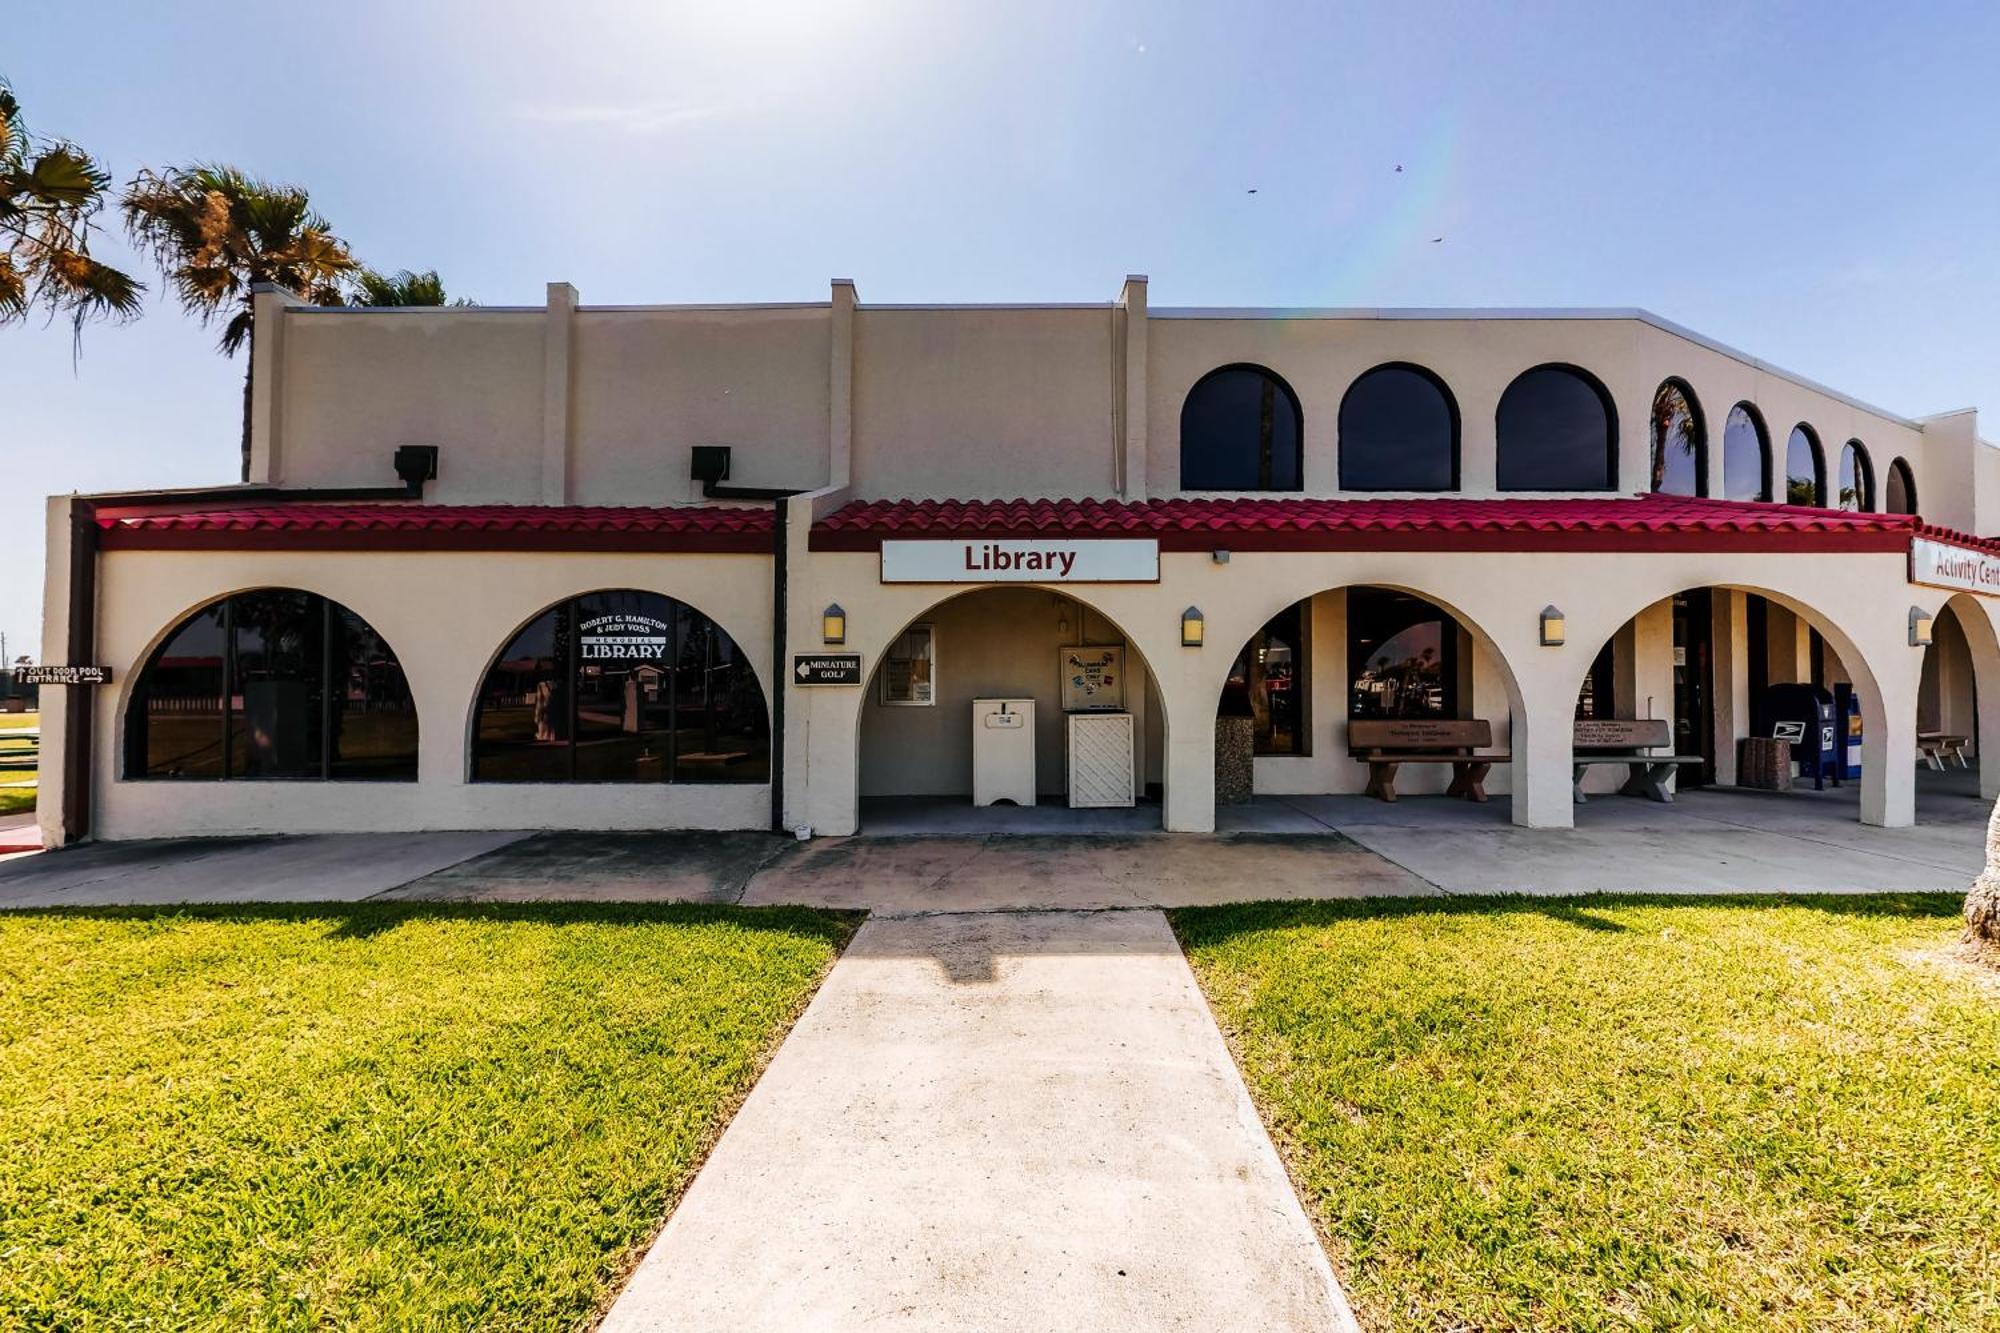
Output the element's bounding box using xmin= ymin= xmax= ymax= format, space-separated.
xmin=97 ymin=503 xmax=776 ymax=554
xmin=809 ymin=495 xmax=1924 ymax=555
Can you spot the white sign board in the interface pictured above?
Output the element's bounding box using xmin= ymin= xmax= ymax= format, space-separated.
xmin=881 ymin=539 xmax=1159 ymax=584
xmin=1910 ymin=537 xmax=2000 ymax=597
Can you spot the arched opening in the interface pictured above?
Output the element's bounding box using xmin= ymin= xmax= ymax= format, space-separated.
xmin=470 ymin=588 xmax=768 ymax=783
xmin=1179 ymin=363 xmax=1304 ymax=491
xmin=1722 ymin=403 xmax=1771 ymax=502
xmin=1496 ymin=364 xmax=1618 ymax=491
xmin=1211 ymin=584 xmax=1521 ymax=826
xmin=855 ymin=587 xmax=1167 ymax=832
xmin=1650 ymin=378 xmax=1706 ymax=496
xmin=1569 ymin=584 xmax=1909 ymax=826
xmin=1838 ymin=440 xmax=1875 ymax=512
xmin=124 ymin=588 xmax=417 ymax=780
xmin=1784 ymin=424 xmax=1826 ymax=506
xmin=1916 ymin=598 xmax=1992 ymax=806
xmin=1337 ymin=362 xmax=1459 ymax=491
xmin=1885 ymin=458 xmax=1917 ymax=516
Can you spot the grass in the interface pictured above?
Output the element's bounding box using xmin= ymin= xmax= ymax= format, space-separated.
xmin=0 ymin=711 xmax=35 ymax=816
xmin=0 ymin=902 xmax=856 ymax=1330
xmin=1174 ymin=895 xmax=2000 ymax=1332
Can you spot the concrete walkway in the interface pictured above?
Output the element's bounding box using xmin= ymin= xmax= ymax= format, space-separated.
xmin=599 ymin=908 xmax=1357 ymax=1333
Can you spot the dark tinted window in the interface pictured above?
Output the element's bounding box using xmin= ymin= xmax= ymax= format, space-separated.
xmin=1838 ymin=441 xmax=1874 ymax=511
xmin=1784 ymin=426 xmax=1824 ymax=506
xmin=1496 ymin=365 xmax=1616 ymax=490
xmin=126 ymin=591 xmax=417 ymax=780
xmin=1219 ymin=600 xmax=1308 ymax=754
xmin=1722 ymin=403 xmax=1769 ymax=501
xmin=1338 ymin=364 xmax=1457 ymax=490
xmin=1650 ymin=380 xmax=1704 ymax=496
xmin=1180 ymin=365 xmax=1303 ymax=490
xmin=473 ymin=590 xmax=768 ymax=783
xmin=1885 ymin=458 xmax=1916 ymax=515
xmin=1348 ymin=588 xmax=1459 ymax=719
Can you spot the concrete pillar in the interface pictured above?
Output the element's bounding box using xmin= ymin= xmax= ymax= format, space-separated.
xmin=540 ymin=281 xmax=578 ymax=505
xmin=246 ymin=284 xmax=301 ymax=484
xmin=1458 ymin=386 xmax=1499 ymax=495
xmin=829 ymin=279 xmax=856 ymax=490
xmin=1710 ymin=591 xmax=1749 ymax=786
xmin=36 ymin=496 xmax=78 ymax=849
xmin=1511 ymin=666 xmax=1577 ymax=829
xmin=1116 ymin=275 xmax=1149 ymax=500
xmin=1861 ymin=650 xmax=1920 ymax=828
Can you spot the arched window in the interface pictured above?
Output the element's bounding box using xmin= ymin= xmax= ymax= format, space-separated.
xmin=1180 ymin=364 xmax=1303 ymax=491
xmin=1495 ymin=364 xmax=1617 ymax=491
xmin=473 ymin=589 xmax=768 ymax=783
xmin=125 ymin=589 xmax=417 ymax=780
xmin=1337 ymin=363 xmax=1459 ymax=490
xmin=1838 ymin=440 xmax=1875 ymax=512
xmin=1721 ymin=403 xmax=1771 ymax=502
xmin=1885 ymin=457 xmax=1917 ymax=515
xmin=1783 ymin=424 xmax=1825 ymax=506
xmin=1649 ymin=379 xmax=1705 ymax=496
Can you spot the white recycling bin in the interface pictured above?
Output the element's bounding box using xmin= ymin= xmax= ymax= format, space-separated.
xmin=971 ymin=698 xmax=1036 ymax=806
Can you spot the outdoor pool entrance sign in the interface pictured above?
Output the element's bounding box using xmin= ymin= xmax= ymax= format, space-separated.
xmin=794 ymin=653 xmax=863 ymax=686
xmin=881 ymin=538 xmax=1160 ymax=584
xmin=1910 ymin=536 xmax=2000 ymax=596
xmin=15 ymin=665 xmax=110 ymax=686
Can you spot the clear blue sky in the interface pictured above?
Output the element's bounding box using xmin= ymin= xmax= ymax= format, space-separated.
xmin=6 ymin=0 xmax=2000 ymax=658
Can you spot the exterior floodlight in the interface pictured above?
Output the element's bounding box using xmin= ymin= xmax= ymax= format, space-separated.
xmin=821 ymin=604 xmax=847 ymax=645
xmin=1910 ymin=605 xmax=1935 ymax=648
xmin=1181 ymin=606 xmax=1205 ymax=648
xmin=1539 ymin=604 xmax=1566 ymax=647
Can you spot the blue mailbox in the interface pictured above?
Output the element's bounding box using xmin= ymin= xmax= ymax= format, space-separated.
xmin=1764 ymin=683 xmax=1839 ymax=790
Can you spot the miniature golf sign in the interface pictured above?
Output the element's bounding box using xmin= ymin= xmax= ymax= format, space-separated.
xmin=15 ymin=664 xmax=110 ymax=686
xmin=794 ymin=653 xmax=863 ymax=685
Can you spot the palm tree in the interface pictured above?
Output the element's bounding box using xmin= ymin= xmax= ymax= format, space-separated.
xmin=122 ymin=165 xmax=356 ymax=479
xmin=349 ymin=267 xmax=470 ymax=308
xmin=0 ymin=78 xmax=142 ymax=338
xmin=1969 ymin=799 xmax=2000 ymax=956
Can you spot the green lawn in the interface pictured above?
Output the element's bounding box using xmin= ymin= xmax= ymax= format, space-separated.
xmin=0 ymin=903 xmax=856 ymax=1330
xmin=1175 ymin=895 xmax=2000 ymax=1332
xmin=0 ymin=710 xmax=35 ymax=815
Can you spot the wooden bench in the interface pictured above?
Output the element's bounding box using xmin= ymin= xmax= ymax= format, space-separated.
xmin=1917 ymin=731 xmax=1969 ymax=770
xmin=1573 ymin=718 xmax=1704 ymax=803
xmin=1349 ymin=718 xmax=1510 ymax=803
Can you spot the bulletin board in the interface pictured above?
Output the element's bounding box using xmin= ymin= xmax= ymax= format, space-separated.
xmin=1059 ymin=645 xmax=1125 ymax=712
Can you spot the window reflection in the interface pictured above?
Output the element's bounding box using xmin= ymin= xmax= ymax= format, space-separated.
xmin=1221 ymin=601 xmax=1307 ymax=754
xmin=1784 ymin=425 xmax=1824 ymax=506
xmin=1348 ymin=588 xmax=1459 ymax=719
xmin=1180 ymin=365 xmax=1303 ymax=491
xmin=1496 ymin=365 xmax=1616 ymax=491
xmin=1650 ymin=380 xmax=1703 ymax=496
xmin=1721 ymin=404 xmax=1769 ymax=502
xmin=473 ymin=590 xmax=769 ymax=783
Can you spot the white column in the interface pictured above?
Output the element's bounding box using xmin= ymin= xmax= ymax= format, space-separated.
xmin=828 ymin=279 xmax=856 ymax=490
xmin=1860 ymin=647 xmax=1921 ymax=828
xmin=1117 ymin=275 xmax=1149 ymax=500
xmin=36 ymin=496 xmax=77 ymax=849
xmin=1511 ymin=666 xmax=1577 ymax=830
xmin=1710 ymin=591 xmax=1748 ymax=786
xmin=540 ymin=281 xmax=577 ymax=505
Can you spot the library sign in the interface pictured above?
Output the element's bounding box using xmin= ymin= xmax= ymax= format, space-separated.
xmin=1910 ymin=537 xmax=2000 ymax=597
xmin=881 ymin=538 xmax=1159 ymax=584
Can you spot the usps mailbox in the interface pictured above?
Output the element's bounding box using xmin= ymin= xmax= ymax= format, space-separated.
xmin=1764 ymin=683 xmax=1839 ymax=790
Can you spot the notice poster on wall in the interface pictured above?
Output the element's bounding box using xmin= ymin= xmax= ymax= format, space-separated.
xmin=1061 ymin=646 xmax=1125 ymax=712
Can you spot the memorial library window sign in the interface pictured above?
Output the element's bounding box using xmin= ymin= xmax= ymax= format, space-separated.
xmin=473 ymin=589 xmax=769 ymax=783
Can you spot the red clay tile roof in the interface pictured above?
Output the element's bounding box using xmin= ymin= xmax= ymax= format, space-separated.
xmin=96 ymin=503 xmax=775 ymax=553
xmin=810 ymin=494 xmax=1927 ymax=553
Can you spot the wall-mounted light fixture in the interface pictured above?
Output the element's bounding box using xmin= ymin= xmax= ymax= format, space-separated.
xmin=1211 ymin=549 xmax=1231 ymax=565
xmin=1539 ymin=604 xmax=1566 ymax=647
xmin=821 ymin=603 xmax=847 ymax=645
xmin=1182 ymin=606 xmax=1205 ymax=647
xmin=1910 ymin=605 xmax=1935 ymax=648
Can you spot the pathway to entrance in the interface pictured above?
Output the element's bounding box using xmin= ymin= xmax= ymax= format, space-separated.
xmin=598 ymin=907 xmax=1358 ymax=1333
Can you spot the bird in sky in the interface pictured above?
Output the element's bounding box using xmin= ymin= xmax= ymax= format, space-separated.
xmin=1247 ymin=187 xmax=1258 ymax=194
xmin=1394 ymin=164 xmax=1403 ymax=173
xmin=1430 ymin=236 xmax=1444 ymax=243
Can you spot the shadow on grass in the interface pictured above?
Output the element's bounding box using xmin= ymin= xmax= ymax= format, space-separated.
xmin=0 ymin=899 xmax=864 ymax=948
xmin=1171 ymin=890 xmax=1967 ymax=949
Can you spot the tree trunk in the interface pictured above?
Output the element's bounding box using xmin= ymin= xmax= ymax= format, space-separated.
xmin=1965 ymin=792 xmax=2000 ymax=950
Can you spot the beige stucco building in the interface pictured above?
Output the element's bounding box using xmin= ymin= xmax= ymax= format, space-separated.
xmin=34 ymin=277 xmax=2000 ymax=847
